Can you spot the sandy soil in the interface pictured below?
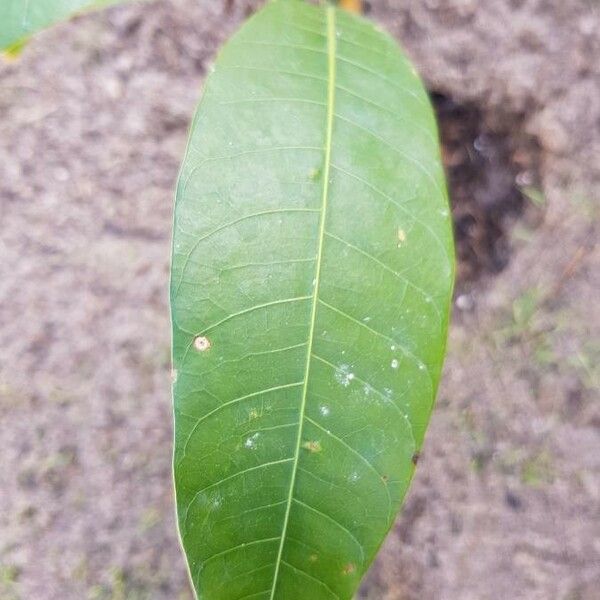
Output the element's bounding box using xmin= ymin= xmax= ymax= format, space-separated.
xmin=0 ymin=1 xmax=598 ymax=598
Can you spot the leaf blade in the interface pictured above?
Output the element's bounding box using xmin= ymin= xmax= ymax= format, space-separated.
xmin=171 ymin=2 xmax=454 ymax=599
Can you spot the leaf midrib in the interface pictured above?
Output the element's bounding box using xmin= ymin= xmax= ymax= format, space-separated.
xmin=268 ymin=5 xmax=337 ymax=599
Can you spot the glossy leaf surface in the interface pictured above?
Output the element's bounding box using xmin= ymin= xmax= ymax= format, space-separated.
xmin=171 ymin=1 xmax=454 ymax=598
xmin=0 ymin=0 xmax=129 ymax=50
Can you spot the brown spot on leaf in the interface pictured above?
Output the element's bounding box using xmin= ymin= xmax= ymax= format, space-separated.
xmin=342 ymin=563 xmax=356 ymax=575
xmin=301 ymin=440 xmax=322 ymax=453
xmin=412 ymin=451 xmax=421 ymax=465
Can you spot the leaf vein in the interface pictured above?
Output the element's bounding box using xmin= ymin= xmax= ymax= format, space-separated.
xmin=200 ymin=537 xmax=281 ymax=571
xmin=178 ymin=382 xmax=303 ymax=465
xmin=311 ymin=353 xmax=415 ymax=439
xmin=281 ymin=560 xmax=340 ymax=600
xmin=317 ymin=297 xmax=433 ymax=389
xmin=175 ymin=209 xmax=320 ymax=295
xmin=269 ymin=7 xmax=337 ymax=599
xmin=199 ymin=296 xmax=312 ymax=336
xmin=304 ymin=415 xmax=392 ymax=522
xmin=329 ymin=163 xmax=451 ymax=282
xmin=333 ymin=111 xmax=441 ymax=195
xmin=324 ymin=231 xmax=441 ymax=326
xmin=291 ymin=498 xmax=364 ymax=564
xmin=185 ymin=458 xmax=294 ymax=528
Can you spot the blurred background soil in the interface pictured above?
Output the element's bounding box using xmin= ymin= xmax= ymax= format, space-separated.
xmin=0 ymin=0 xmax=599 ymax=598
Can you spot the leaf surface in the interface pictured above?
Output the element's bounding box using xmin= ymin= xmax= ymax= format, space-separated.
xmin=0 ymin=0 xmax=131 ymax=50
xmin=171 ymin=1 xmax=454 ymax=599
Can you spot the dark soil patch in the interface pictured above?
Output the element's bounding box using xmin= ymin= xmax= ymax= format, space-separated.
xmin=432 ymin=92 xmax=542 ymax=287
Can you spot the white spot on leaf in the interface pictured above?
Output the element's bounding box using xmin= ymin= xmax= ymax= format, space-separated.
xmin=194 ymin=336 xmax=211 ymax=352
xmin=335 ymin=364 xmax=354 ymax=387
xmin=244 ymin=433 xmax=259 ymax=450
xmin=397 ymin=228 xmax=407 ymax=247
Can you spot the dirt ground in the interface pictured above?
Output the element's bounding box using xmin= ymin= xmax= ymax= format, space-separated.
xmin=0 ymin=0 xmax=599 ymax=599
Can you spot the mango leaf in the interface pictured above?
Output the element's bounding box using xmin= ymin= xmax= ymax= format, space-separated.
xmin=171 ymin=1 xmax=454 ymax=598
xmin=0 ymin=0 xmax=133 ymax=51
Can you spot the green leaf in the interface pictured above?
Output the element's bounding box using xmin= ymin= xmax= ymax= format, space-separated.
xmin=0 ymin=0 xmax=132 ymax=50
xmin=171 ymin=1 xmax=454 ymax=599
